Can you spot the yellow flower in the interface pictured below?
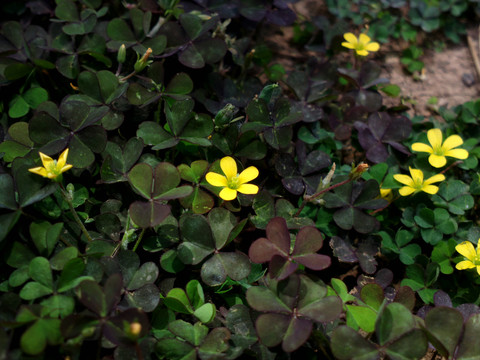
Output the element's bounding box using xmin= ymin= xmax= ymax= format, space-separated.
xmin=28 ymin=148 xmax=73 ymax=180
xmin=379 ymin=188 xmax=393 ymax=202
xmin=455 ymin=240 xmax=480 ymax=275
xmin=393 ymin=167 xmax=445 ymax=196
xmin=411 ymin=128 xmax=468 ymax=168
xmin=341 ymin=33 xmax=380 ymax=56
xmin=205 ymin=156 xmax=259 ymax=201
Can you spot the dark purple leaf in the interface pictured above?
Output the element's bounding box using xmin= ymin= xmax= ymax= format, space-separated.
xmin=434 ymin=290 xmax=452 ymax=308
xmin=104 ymin=273 xmax=123 ymax=314
xmin=265 ymin=8 xmax=297 ymax=26
xmin=255 ymin=313 xmax=290 ymax=347
xmin=281 ymin=317 xmax=312 ymax=352
xmin=457 ymin=304 xmax=480 ymax=322
xmin=265 ymin=217 xmax=291 ymax=253
xmin=269 ymin=255 xmax=298 ymax=280
xmin=374 ymin=268 xmax=394 ymax=289
xmin=291 ymin=226 xmax=323 ymax=255
xmin=298 ymin=295 xmax=343 ymax=323
xmin=357 ymin=239 xmax=379 ymax=274
xmin=330 ymin=236 xmax=358 ymax=263
xmin=295 ymin=253 xmax=331 ymax=271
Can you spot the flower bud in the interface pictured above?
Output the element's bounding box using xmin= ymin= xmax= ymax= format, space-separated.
xmin=134 ymin=48 xmax=153 ymax=73
xmin=214 ymin=104 xmax=238 ymax=127
xmin=349 ymin=162 xmax=369 ymax=180
xmin=129 ymin=322 xmax=142 ymax=336
xmin=117 ymin=44 xmax=126 ymax=64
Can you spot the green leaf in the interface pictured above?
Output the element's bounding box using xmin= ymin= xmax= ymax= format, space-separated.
xmin=331 ymin=326 xmax=378 ymax=360
xmin=29 ymin=257 xmax=53 ymax=289
xmin=127 ymin=262 xmax=159 ymax=290
xmin=164 ymin=288 xmax=194 ymax=314
xmin=346 ymin=305 xmax=377 ymax=333
xmin=20 ymin=318 xmax=61 ymax=355
xmin=20 ymin=282 xmax=53 ymax=300
xmin=193 ymin=303 xmax=216 ymax=323
xmin=40 ymin=295 xmax=75 ymax=318
xmin=50 ymin=246 xmax=78 ymax=270
xmin=376 ymin=303 xmax=415 ymax=346
xmin=57 ymin=258 xmax=91 ymax=292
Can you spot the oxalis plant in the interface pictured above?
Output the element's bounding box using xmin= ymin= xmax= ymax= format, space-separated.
xmin=2 ymin=1 xmax=480 ymax=359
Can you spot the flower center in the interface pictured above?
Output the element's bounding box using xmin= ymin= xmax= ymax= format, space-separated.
xmin=227 ymin=174 xmax=240 ymax=190
xmin=474 ymin=255 xmax=480 ymax=266
xmin=433 ymin=144 xmax=445 ymax=156
xmin=47 ymin=160 xmax=60 ymax=175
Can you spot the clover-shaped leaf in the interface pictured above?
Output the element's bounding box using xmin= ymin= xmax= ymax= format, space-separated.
xmin=29 ymin=99 xmax=109 ymax=168
xmin=0 ymin=122 xmax=34 ymax=162
xmin=284 ymin=69 xmax=331 ymax=123
xmin=414 ymin=207 xmax=457 ymax=245
xmin=324 ymin=178 xmax=388 ymax=234
xmin=401 ymin=262 xmax=439 ymax=304
xmin=330 ymin=236 xmax=379 ymax=274
xmin=164 ymin=280 xmax=216 ymax=323
xmin=331 ymin=303 xmax=427 ymax=360
xmin=354 ymin=112 xmax=412 ymax=163
xmin=249 ymin=217 xmax=331 ymax=280
xmin=246 ymin=274 xmax=342 ymax=352
xmin=176 ymin=210 xmax=250 ymax=286
xmin=100 ymin=138 xmax=144 ymax=184
xmin=432 ymin=180 xmax=474 ymax=215
xmin=243 ymin=86 xmax=302 ymax=150
xmin=378 ymin=229 xmax=421 ymax=265
xmin=128 ymin=162 xmax=192 ymax=228
xmin=275 ymin=141 xmax=331 ymax=195
xmin=178 ymin=160 xmax=214 ymax=214
xmin=137 ymin=98 xmax=213 ymax=150
xmin=156 ymin=320 xmax=230 ymax=360
xmin=431 ymin=238 xmax=457 ymax=274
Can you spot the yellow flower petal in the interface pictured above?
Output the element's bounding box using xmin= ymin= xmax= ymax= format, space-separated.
xmin=341 ymin=42 xmax=356 ymax=49
xmin=39 ymin=152 xmax=54 ymax=169
xmin=237 ymin=184 xmax=259 ymax=195
xmin=61 ymin=164 xmax=73 ymax=173
xmin=237 ymin=166 xmax=259 ymax=185
xmin=356 ymin=49 xmax=369 ymax=56
xmin=219 ymin=187 xmax=237 ymax=201
xmin=364 ymin=42 xmax=380 ymax=52
xmin=456 ymin=260 xmax=476 ymax=270
xmin=442 ymin=134 xmax=463 ymax=151
xmin=456 ymin=241 xmax=477 ymax=261
xmin=57 ymin=148 xmax=69 ymax=168
xmin=427 ymin=128 xmax=443 ymax=150
xmin=428 ymin=154 xmax=447 ymax=168
xmin=409 ymin=167 xmax=423 ymax=184
xmin=206 ymin=172 xmax=228 ymax=187
xmin=421 ymin=185 xmax=439 ymax=194
xmin=444 ymin=148 xmax=469 ymax=160
xmin=358 ymin=33 xmax=371 ymax=44
xmin=398 ymin=186 xmax=416 ymax=196
xmin=477 ymin=266 xmax=480 ymax=276
xmin=28 ymin=167 xmax=48 ymax=177
xmin=423 ymin=174 xmax=445 ymax=185
xmin=220 ymin=156 xmax=237 ymax=180
xmin=411 ymin=142 xmax=433 ymax=154
xmin=343 ymin=32 xmax=358 ymax=44
xmin=393 ymin=174 xmax=415 ymax=186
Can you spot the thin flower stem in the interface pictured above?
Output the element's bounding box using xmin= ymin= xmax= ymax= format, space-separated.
xmin=59 ymin=185 xmax=92 ymax=242
xmin=119 ymin=70 xmax=137 ymax=82
xmin=132 ymin=228 xmax=146 ymax=252
xmin=294 ymin=178 xmax=352 ymax=217
xmin=440 ymin=160 xmax=463 ymax=174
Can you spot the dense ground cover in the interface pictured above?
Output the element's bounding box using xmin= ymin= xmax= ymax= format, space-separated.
xmin=1 ymin=0 xmax=480 ymax=359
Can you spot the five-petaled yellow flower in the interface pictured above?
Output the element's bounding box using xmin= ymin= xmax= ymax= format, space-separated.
xmin=341 ymin=33 xmax=380 ymax=56
xmin=28 ymin=149 xmax=73 ymax=181
xmin=411 ymin=128 xmax=468 ymax=168
xmin=393 ymin=167 xmax=445 ymax=196
xmin=205 ymin=156 xmax=259 ymax=201
xmin=455 ymin=240 xmax=480 ymax=275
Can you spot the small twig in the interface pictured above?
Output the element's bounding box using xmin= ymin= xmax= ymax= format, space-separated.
xmin=132 ymin=228 xmax=146 ymax=252
xmin=467 ymin=33 xmax=480 ymax=82
xmin=440 ymin=160 xmax=462 ymax=175
xmin=294 ymin=177 xmax=352 ymax=217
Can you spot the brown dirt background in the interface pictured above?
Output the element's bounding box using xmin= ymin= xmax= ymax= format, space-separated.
xmin=285 ymin=1 xmax=480 ymax=117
